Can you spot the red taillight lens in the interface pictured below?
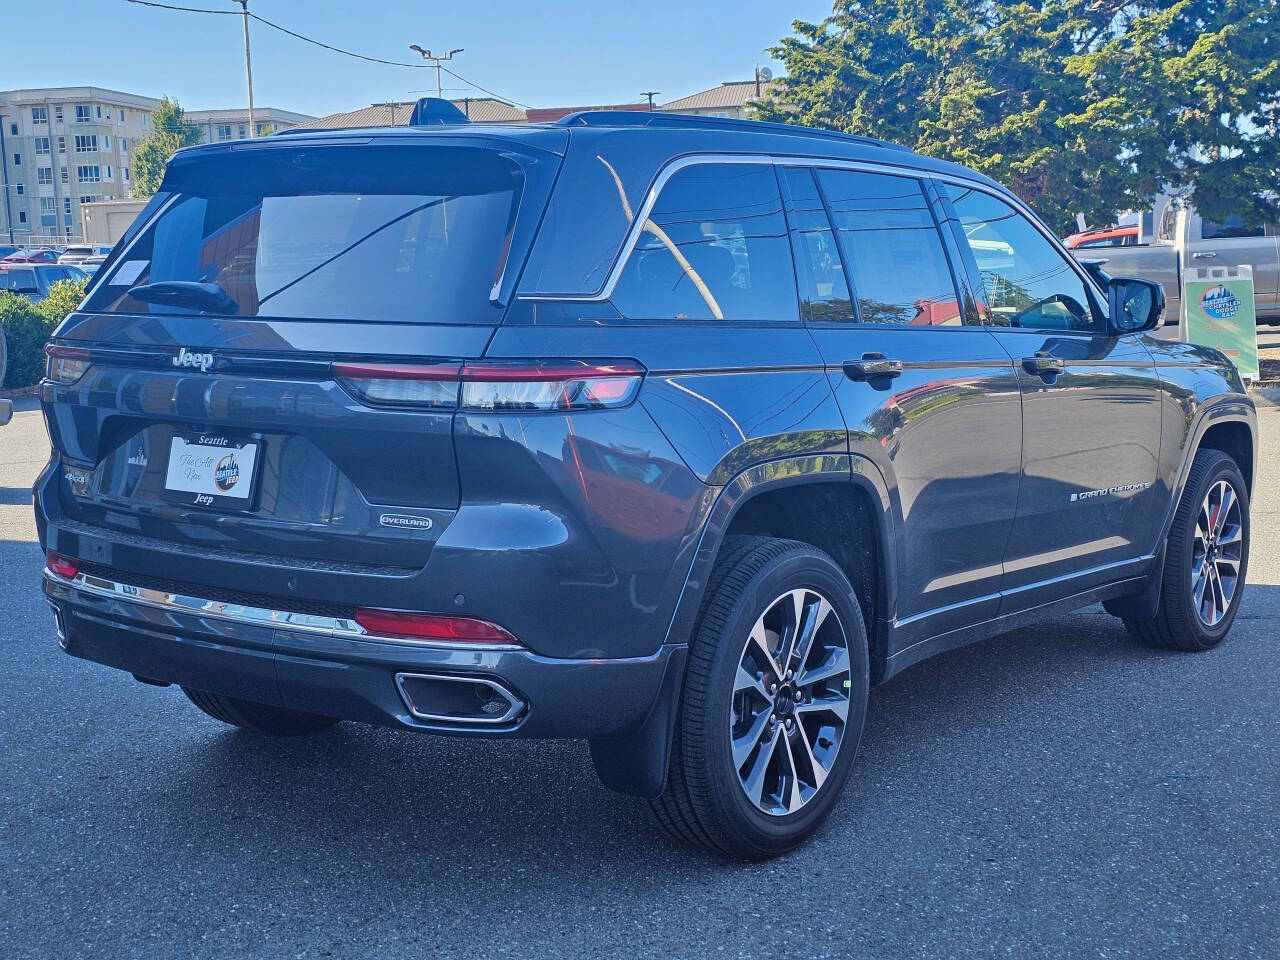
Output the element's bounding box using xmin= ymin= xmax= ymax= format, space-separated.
xmin=332 ymin=359 xmax=644 ymax=412
xmin=353 ymin=608 xmax=518 ymax=645
xmin=46 ymin=551 xmax=79 ymax=579
xmin=44 ymin=344 xmax=91 ymax=385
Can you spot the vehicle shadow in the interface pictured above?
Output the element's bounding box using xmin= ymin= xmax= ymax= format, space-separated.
xmin=136 ymin=582 xmax=1280 ymax=890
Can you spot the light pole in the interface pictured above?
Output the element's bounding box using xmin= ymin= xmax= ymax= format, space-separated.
xmin=236 ymin=0 xmax=256 ymax=136
xmin=641 ymin=91 xmax=661 ymax=112
xmin=409 ymin=45 xmax=464 ymax=99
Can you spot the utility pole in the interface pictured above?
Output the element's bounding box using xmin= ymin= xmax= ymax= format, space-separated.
xmin=236 ymin=0 xmax=256 ymax=137
xmin=409 ymin=45 xmax=464 ymax=99
xmin=641 ymin=91 xmax=661 ymax=112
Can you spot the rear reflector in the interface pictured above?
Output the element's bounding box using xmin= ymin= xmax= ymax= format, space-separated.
xmin=46 ymin=551 xmax=79 ymax=579
xmin=333 ymin=359 xmax=644 ymax=412
xmin=354 ymin=608 xmax=519 ymax=645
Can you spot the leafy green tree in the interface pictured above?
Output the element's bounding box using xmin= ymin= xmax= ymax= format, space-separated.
xmin=758 ymin=1 xmax=1280 ymax=233
xmin=131 ymin=97 xmax=201 ymax=198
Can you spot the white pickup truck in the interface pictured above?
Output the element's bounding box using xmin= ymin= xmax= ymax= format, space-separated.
xmin=1078 ymin=204 xmax=1280 ymax=324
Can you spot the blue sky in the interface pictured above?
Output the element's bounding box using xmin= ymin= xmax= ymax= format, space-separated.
xmin=9 ymin=0 xmax=834 ymax=117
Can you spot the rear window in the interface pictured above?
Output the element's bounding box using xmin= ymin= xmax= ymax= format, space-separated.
xmin=85 ymin=145 xmax=526 ymax=324
xmin=0 ymin=267 xmax=38 ymax=293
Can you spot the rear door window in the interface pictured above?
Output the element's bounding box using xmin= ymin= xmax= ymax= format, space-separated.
xmin=815 ymin=169 xmax=962 ymax=326
xmin=610 ymin=162 xmax=798 ymax=321
xmin=83 ymin=145 xmax=529 ymax=324
xmin=1201 ymin=216 xmax=1267 ymax=240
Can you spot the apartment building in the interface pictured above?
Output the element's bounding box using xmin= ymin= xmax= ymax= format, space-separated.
xmin=0 ymin=86 xmax=158 ymax=243
xmin=0 ymin=87 xmax=312 ymax=243
xmin=187 ymin=106 xmax=313 ymax=143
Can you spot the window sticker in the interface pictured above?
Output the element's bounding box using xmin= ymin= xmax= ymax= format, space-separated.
xmin=109 ymin=259 xmax=148 ymax=285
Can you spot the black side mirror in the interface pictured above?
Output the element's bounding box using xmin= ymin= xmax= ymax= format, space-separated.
xmin=1107 ymin=276 xmax=1164 ymax=333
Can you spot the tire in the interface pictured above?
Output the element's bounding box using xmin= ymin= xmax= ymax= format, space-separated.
xmin=182 ymin=687 xmax=339 ymax=736
xmin=651 ymin=536 xmax=870 ymax=859
xmin=1124 ymin=449 xmax=1249 ymax=651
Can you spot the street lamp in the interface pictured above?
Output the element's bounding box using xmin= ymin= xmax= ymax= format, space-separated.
xmin=409 ymin=45 xmax=464 ymax=99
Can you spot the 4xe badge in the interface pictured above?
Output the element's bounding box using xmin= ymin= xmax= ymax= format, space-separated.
xmin=173 ymin=347 xmax=215 ymax=372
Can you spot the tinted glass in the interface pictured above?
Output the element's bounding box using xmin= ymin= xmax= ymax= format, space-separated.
xmin=945 ymin=184 xmax=1098 ymax=332
xmin=611 ymin=163 xmax=797 ymax=321
xmin=1201 ymin=215 xmax=1266 ymax=240
xmin=84 ymin=146 xmax=524 ymax=324
xmin=816 ymin=169 xmax=960 ymax=325
xmin=0 ymin=268 xmax=37 ymax=293
xmin=1158 ymin=203 xmax=1178 ymax=242
xmin=779 ymin=167 xmax=851 ymax=321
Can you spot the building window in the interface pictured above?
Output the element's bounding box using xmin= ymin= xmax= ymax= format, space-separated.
xmin=64 ymin=198 xmax=72 ymax=214
xmin=106 ymin=165 xmax=112 ymax=179
xmin=34 ymin=137 xmax=50 ymax=154
xmin=58 ymin=136 xmax=65 ymax=153
xmin=75 ymin=135 xmax=98 ymax=152
xmin=12 ymin=153 xmax=20 ymax=166
xmin=32 ymin=106 xmax=48 ymax=124
xmin=15 ymin=184 xmax=23 ymax=195
xmin=123 ymin=167 xmax=130 ymax=183
xmin=38 ymin=167 xmax=53 ymax=185
xmin=95 ymin=106 xmax=102 ymax=119
xmin=7 ymin=123 xmax=15 ymax=136
xmin=118 ymin=109 xmax=125 ymax=124
xmin=77 ymin=165 xmax=100 ymax=183
xmin=103 ymin=135 xmax=110 ymax=150
xmin=61 ymin=167 xmax=69 ymax=184
xmin=80 ymin=195 xmax=99 ymax=205
xmin=76 ymin=105 xmax=91 ymax=123
xmin=238 ymin=123 xmax=247 ymax=138
xmin=217 ymin=124 xmax=232 ymax=141
xmin=17 ymin=211 xmax=26 ymax=224
xmin=55 ymin=106 xmax=63 ymax=122
xmin=120 ymin=138 xmax=126 ymax=152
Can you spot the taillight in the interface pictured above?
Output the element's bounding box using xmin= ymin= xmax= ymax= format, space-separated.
xmin=46 ymin=551 xmax=79 ymax=579
xmin=44 ymin=344 xmax=90 ymax=385
xmin=333 ymin=359 xmax=644 ymax=412
xmin=354 ymin=608 xmax=518 ymax=645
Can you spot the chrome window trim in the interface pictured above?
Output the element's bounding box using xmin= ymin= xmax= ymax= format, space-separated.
xmin=43 ymin=567 xmax=523 ymax=652
xmin=517 ymin=149 xmax=1105 ymax=311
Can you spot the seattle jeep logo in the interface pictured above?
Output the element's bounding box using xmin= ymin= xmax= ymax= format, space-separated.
xmin=213 ymin=453 xmax=241 ymax=492
xmin=173 ymin=347 xmax=215 ymax=372
xmin=1199 ymin=285 xmax=1241 ymax=320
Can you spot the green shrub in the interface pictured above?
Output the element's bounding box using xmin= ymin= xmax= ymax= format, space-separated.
xmin=1 ymin=278 xmax=87 ymax=390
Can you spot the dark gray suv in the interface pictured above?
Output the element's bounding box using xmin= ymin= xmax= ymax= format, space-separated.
xmin=37 ymin=105 xmax=1255 ymax=859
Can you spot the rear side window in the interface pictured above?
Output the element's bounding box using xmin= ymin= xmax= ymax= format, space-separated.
xmin=0 ymin=268 xmax=38 ymax=293
xmin=816 ymin=169 xmax=961 ymax=325
xmin=84 ymin=145 xmax=526 ymax=324
xmin=610 ymin=162 xmax=798 ymax=321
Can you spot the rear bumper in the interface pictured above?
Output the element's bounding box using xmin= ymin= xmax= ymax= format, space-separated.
xmin=43 ymin=567 xmax=685 ymax=740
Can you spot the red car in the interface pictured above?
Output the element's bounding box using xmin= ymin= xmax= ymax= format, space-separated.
xmin=1 ymin=247 xmax=60 ymax=264
xmin=1063 ymin=225 xmax=1139 ymax=249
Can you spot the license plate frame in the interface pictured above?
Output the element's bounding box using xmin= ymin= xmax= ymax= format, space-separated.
xmin=162 ymin=431 xmax=263 ymax=511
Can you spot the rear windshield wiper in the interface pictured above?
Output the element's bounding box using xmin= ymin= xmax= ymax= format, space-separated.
xmin=128 ymin=281 xmax=239 ymax=314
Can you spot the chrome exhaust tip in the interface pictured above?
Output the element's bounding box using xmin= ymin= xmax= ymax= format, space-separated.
xmin=395 ymin=672 xmax=525 ymax=726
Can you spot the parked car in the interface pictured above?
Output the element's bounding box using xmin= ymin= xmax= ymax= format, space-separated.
xmin=0 ymin=263 xmax=89 ymax=302
xmin=1064 ymin=224 xmax=1140 ymax=249
xmin=2 ymin=247 xmax=60 ymax=264
xmin=58 ymin=244 xmax=114 ymax=267
xmin=1077 ymin=204 xmax=1280 ymax=324
xmin=38 ymin=105 xmax=1255 ymax=859
xmin=78 ymin=255 xmax=109 ymax=276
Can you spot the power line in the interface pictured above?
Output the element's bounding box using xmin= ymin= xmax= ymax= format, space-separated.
xmin=123 ymin=0 xmax=532 ymax=107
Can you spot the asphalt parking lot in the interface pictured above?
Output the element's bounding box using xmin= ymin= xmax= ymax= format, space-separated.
xmin=2 ymin=395 xmax=1278 ymax=959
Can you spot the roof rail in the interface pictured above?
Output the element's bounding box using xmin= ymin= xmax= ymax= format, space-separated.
xmin=552 ymin=110 xmax=909 ymax=151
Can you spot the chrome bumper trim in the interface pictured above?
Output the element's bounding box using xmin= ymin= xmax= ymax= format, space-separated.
xmin=43 ymin=567 xmax=522 ymax=652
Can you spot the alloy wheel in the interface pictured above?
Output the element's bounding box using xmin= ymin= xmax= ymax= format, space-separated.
xmin=1192 ymin=478 xmax=1243 ymax=627
xmin=728 ymin=588 xmax=852 ymax=816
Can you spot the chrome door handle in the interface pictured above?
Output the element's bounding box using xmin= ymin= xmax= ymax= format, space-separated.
xmin=1192 ymin=251 xmax=1218 ymax=259
xmin=843 ymin=354 xmax=904 ymax=382
xmin=1022 ymin=353 xmax=1066 ymax=376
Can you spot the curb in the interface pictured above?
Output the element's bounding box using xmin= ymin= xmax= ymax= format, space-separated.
xmin=1249 ymin=381 xmax=1280 ymax=409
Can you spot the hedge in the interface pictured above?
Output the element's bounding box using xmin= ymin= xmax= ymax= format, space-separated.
xmin=0 ymin=278 xmax=88 ymax=390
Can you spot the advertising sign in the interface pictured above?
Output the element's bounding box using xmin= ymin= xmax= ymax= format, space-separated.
xmin=1182 ymin=265 xmax=1258 ymax=380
